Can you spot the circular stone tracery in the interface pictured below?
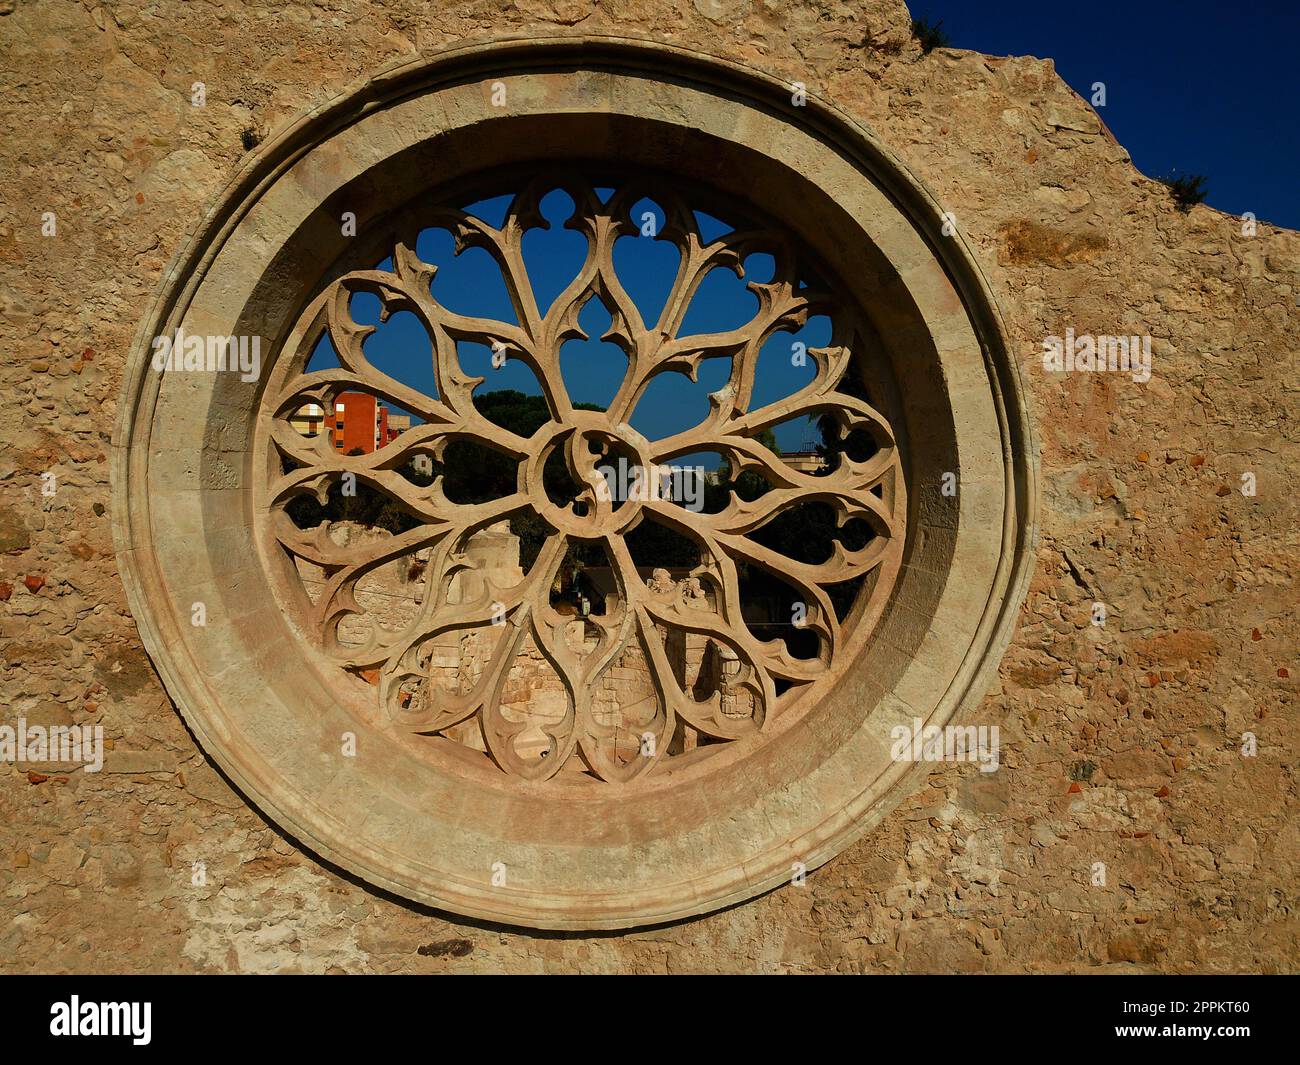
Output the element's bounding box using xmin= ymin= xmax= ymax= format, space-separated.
xmin=259 ymin=172 xmax=904 ymax=785
xmin=112 ymin=37 xmax=1036 ymax=930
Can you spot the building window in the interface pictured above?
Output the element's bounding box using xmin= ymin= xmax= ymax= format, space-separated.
xmin=114 ymin=40 xmax=1034 ymax=930
xmin=261 ymin=171 xmax=905 ymax=783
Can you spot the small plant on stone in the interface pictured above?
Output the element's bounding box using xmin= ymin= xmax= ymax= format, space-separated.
xmin=1159 ymin=171 xmax=1209 ymax=212
xmin=911 ymin=17 xmax=950 ymax=54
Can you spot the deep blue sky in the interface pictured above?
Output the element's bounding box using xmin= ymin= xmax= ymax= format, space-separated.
xmin=913 ymin=0 xmax=1300 ymax=230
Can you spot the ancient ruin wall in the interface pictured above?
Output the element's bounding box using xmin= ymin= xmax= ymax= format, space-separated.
xmin=0 ymin=0 xmax=1296 ymax=971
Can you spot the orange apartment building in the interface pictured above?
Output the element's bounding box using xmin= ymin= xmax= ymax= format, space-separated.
xmin=289 ymin=393 xmax=411 ymax=453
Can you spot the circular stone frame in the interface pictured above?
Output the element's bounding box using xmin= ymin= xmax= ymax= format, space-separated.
xmin=112 ymin=35 xmax=1038 ymax=930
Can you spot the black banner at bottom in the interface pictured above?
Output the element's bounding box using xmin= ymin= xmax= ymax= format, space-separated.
xmin=0 ymin=973 xmax=1289 ymax=1051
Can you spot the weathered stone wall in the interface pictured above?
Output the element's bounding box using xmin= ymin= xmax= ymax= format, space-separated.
xmin=1 ymin=0 xmax=1295 ymax=972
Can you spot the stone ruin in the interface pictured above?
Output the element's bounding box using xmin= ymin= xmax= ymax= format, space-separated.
xmin=299 ymin=522 xmax=754 ymax=769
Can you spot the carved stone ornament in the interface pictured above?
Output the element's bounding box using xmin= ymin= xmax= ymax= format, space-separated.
xmin=262 ymin=172 xmax=905 ymax=783
xmin=113 ymin=37 xmax=1037 ymax=929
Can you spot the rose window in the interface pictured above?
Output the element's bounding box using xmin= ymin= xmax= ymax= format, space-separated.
xmin=115 ymin=41 xmax=1033 ymax=928
xmin=260 ymin=173 xmax=904 ymax=784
